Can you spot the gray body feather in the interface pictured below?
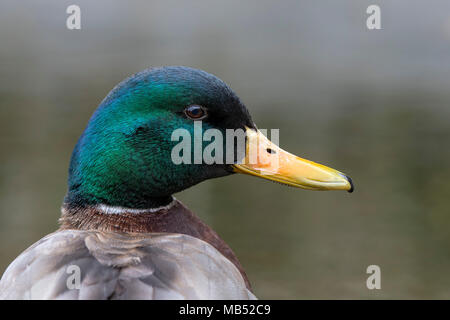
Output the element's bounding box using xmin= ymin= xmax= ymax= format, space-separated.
xmin=0 ymin=230 xmax=255 ymax=300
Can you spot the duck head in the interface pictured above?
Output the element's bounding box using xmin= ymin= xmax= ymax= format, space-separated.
xmin=66 ymin=66 xmax=353 ymax=209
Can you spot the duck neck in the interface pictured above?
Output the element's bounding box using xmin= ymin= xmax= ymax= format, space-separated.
xmin=59 ymin=197 xmax=178 ymax=233
xmin=64 ymin=185 xmax=176 ymax=210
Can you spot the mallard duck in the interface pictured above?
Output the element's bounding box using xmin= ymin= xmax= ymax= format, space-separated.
xmin=0 ymin=66 xmax=353 ymax=299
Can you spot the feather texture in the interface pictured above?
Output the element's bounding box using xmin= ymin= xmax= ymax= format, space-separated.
xmin=0 ymin=230 xmax=256 ymax=300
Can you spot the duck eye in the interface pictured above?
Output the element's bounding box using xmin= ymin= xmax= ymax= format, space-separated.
xmin=185 ymin=105 xmax=207 ymax=120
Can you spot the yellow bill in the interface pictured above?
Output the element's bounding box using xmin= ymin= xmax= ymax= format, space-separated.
xmin=232 ymin=127 xmax=354 ymax=192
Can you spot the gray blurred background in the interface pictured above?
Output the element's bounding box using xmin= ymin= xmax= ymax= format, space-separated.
xmin=1 ymin=0 xmax=450 ymax=299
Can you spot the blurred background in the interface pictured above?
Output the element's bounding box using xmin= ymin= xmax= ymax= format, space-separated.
xmin=1 ymin=0 xmax=450 ymax=299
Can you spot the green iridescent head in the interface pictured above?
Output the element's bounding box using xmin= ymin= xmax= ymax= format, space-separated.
xmin=65 ymin=66 xmax=255 ymax=208
xmin=66 ymin=66 xmax=354 ymax=209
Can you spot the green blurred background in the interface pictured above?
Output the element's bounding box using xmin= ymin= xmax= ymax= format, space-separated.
xmin=1 ymin=0 xmax=450 ymax=299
